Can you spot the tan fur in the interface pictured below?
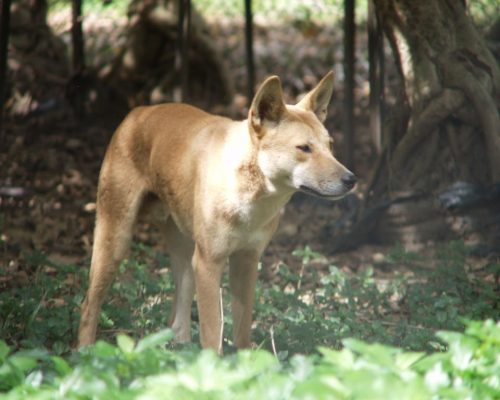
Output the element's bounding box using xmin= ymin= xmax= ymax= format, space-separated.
xmin=78 ymin=72 xmax=356 ymax=353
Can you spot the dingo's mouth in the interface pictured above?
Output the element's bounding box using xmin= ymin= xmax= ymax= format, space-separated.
xmin=299 ymin=185 xmax=348 ymax=200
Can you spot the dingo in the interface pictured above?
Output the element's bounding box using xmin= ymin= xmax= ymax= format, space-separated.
xmin=78 ymin=72 xmax=356 ymax=352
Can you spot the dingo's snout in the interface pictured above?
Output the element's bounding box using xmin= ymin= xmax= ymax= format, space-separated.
xmin=298 ymin=167 xmax=356 ymax=200
xmin=341 ymin=171 xmax=357 ymax=190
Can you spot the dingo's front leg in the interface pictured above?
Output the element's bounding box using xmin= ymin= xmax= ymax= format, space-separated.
xmin=192 ymin=245 xmax=226 ymax=353
xmin=164 ymin=220 xmax=196 ymax=343
xmin=229 ymin=249 xmax=260 ymax=349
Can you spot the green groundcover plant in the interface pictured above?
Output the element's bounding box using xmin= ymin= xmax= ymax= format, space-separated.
xmin=1 ymin=319 xmax=498 ymax=399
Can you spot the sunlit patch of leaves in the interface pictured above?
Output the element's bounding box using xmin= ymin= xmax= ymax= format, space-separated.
xmin=250 ymin=241 xmax=498 ymax=354
xmin=1 ymin=320 xmax=499 ymax=399
xmin=1 ymin=241 xmax=497 ymax=357
xmin=1 ymin=240 xmax=498 ymax=397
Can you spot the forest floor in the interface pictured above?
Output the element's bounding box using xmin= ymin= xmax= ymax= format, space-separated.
xmin=1 ymin=8 xmax=498 ymax=351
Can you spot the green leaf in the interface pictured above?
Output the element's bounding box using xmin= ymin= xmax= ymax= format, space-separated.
xmin=424 ymin=362 xmax=450 ymax=391
xmin=9 ymin=354 xmax=38 ymax=373
xmin=236 ymin=349 xmax=277 ymax=375
xmin=292 ymin=245 xmax=322 ymax=263
xmin=294 ymin=376 xmax=349 ymax=400
xmin=319 ymin=347 xmax=354 ymax=369
xmin=436 ymin=331 xmax=477 ymax=371
xmin=51 ymin=355 xmax=72 ymax=376
xmin=342 ymin=339 xmax=400 ymax=367
xmin=395 ymin=352 xmax=425 ymax=369
xmin=90 ymin=340 xmax=120 ymax=358
xmin=0 ymin=341 xmax=10 ymax=361
xmin=117 ymin=334 xmax=135 ymax=353
xmin=25 ymin=369 xmax=43 ymax=388
xmin=135 ymin=329 xmax=174 ymax=353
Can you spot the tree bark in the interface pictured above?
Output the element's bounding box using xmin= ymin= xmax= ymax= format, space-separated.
xmin=373 ymin=0 xmax=499 ymax=186
xmin=341 ymin=0 xmax=500 ymax=250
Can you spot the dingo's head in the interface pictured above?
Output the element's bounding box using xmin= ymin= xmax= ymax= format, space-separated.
xmin=248 ymin=72 xmax=356 ymax=200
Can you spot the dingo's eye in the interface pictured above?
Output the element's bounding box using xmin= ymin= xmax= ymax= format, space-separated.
xmin=296 ymin=144 xmax=312 ymax=153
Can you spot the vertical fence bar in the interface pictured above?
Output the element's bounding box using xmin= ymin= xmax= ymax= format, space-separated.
xmin=181 ymin=0 xmax=191 ymax=101
xmin=0 ymin=0 xmax=12 ymax=138
xmin=244 ymin=0 xmax=255 ymax=102
xmin=343 ymin=0 xmax=356 ymax=170
xmin=71 ymin=0 xmax=85 ymax=74
xmin=175 ymin=0 xmax=191 ymax=102
xmin=368 ymin=0 xmax=385 ymax=152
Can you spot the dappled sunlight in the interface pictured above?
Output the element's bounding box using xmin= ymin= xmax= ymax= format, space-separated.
xmin=0 ymin=0 xmax=498 ymax=397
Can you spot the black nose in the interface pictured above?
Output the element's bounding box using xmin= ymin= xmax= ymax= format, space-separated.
xmin=341 ymin=172 xmax=357 ymax=189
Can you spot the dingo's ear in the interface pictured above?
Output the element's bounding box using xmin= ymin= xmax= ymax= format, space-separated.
xmin=296 ymin=71 xmax=334 ymax=123
xmin=249 ymin=76 xmax=286 ymax=136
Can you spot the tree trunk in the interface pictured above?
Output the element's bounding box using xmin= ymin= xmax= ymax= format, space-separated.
xmin=339 ymin=0 xmax=500 ymax=250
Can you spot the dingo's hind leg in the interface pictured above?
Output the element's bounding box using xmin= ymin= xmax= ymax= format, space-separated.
xmin=78 ymin=167 xmax=146 ymax=347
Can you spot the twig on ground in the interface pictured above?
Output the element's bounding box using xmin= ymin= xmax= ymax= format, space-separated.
xmin=297 ymin=262 xmax=305 ymax=291
xmin=270 ymin=325 xmax=278 ymax=358
xmin=219 ymin=288 xmax=224 ymax=354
